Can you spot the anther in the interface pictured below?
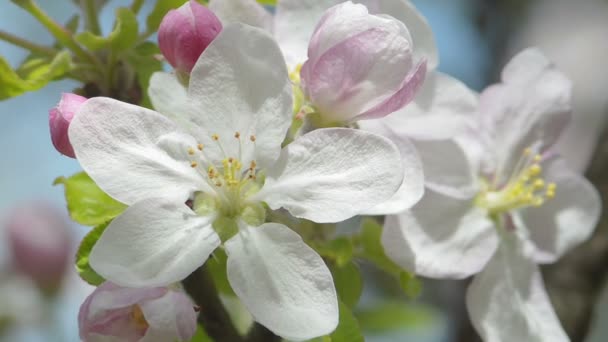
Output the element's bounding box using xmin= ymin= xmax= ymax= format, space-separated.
xmin=197 ymin=143 xmax=204 ymax=151
xmin=533 ymin=154 xmax=542 ymax=162
xmin=234 ymin=132 xmax=241 ymax=139
xmin=187 ymin=147 xmax=195 ymax=155
xmin=212 ymin=134 xmax=219 ymax=141
xmin=528 ymin=164 xmax=542 ymax=176
xmin=250 ymin=135 xmax=256 ymax=142
xmin=190 ymin=161 xmax=198 ymax=168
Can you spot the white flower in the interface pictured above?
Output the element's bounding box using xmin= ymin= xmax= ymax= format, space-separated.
xmin=381 ymin=48 xmax=601 ymax=341
xmin=206 ymin=0 xmax=477 ymax=213
xmin=70 ymin=24 xmax=406 ymax=341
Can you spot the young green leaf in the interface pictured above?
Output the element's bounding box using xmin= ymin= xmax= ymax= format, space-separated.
xmin=356 ymin=301 xmax=434 ymax=332
xmin=358 ymin=218 xmax=401 ymax=275
xmin=0 ymin=51 xmax=71 ymax=100
xmin=309 ymin=301 xmax=364 ymax=342
xmin=75 ymin=221 xmax=109 ymax=286
xmin=330 ymin=262 xmax=363 ymax=309
xmin=189 ymin=325 xmax=213 ymax=342
xmin=207 ymin=249 xmax=236 ymax=296
xmin=54 ymin=172 xmax=127 ymax=226
xmin=126 ymin=42 xmax=164 ymax=108
xmin=76 ymin=7 xmax=138 ymax=52
xmin=399 ymin=271 xmax=422 ymax=299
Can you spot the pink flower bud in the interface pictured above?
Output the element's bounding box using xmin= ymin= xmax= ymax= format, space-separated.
xmin=158 ymin=0 xmax=223 ymax=75
xmin=79 ymin=282 xmax=197 ymax=342
xmin=5 ymin=202 xmax=72 ymax=294
xmin=49 ymin=93 xmax=87 ymax=158
xmin=300 ymin=1 xmax=426 ymax=124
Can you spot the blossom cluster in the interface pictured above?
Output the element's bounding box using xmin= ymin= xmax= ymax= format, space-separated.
xmin=48 ymin=0 xmax=601 ymax=341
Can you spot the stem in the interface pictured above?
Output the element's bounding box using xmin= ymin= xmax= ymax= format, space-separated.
xmin=182 ymin=265 xmax=244 ymax=342
xmin=131 ymin=0 xmax=144 ymax=14
xmin=0 ymin=30 xmax=57 ymax=57
xmin=82 ymin=0 xmax=102 ymax=35
xmin=13 ymin=0 xmax=98 ymax=65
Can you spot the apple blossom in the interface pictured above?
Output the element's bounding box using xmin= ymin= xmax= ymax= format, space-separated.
xmin=71 ymin=24 xmax=410 ymax=340
xmin=49 ymin=93 xmax=87 ymax=158
xmin=5 ymin=202 xmax=72 ymax=294
xmin=158 ymin=0 xmax=222 ymax=77
xmin=78 ymin=282 xmax=196 ymax=342
xmin=209 ymin=0 xmax=471 ymax=212
xmin=381 ymin=48 xmax=601 ymax=341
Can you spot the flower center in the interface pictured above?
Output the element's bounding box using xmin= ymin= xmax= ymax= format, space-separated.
xmin=475 ymin=148 xmax=556 ymax=215
xmin=186 ymin=132 xmax=263 ymax=218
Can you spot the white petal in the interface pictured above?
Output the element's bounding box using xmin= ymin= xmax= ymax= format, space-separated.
xmin=275 ymin=0 xmax=341 ymax=67
xmin=148 ymin=72 xmax=193 ymax=129
xmin=208 ymin=0 xmax=273 ymax=31
xmin=382 ymin=189 xmax=497 ymax=279
xmin=467 ymin=234 xmax=569 ymax=342
xmin=479 ymin=48 xmax=572 ymax=181
xmin=89 ymin=198 xmax=220 ymax=287
xmin=140 ymin=290 xmax=197 ymax=342
xmin=257 ymin=128 xmax=403 ymax=223
xmin=412 ymin=138 xmax=478 ymax=198
xmin=358 ymin=0 xmax=439 ymax=69
xmin=361 ymin=131 xmax=424 ymax=215
xmin=225 ymin=223 xmax=338 ymax=341
xmin=187 ymin=24 xmax=292 ymax=169
xmin=69 ymin=97 xmax=207 ymax=205
xmin=515 ymin=157 xmax=600 ymax=263
xmin=359 ymin=72 xmax=478 ymax=141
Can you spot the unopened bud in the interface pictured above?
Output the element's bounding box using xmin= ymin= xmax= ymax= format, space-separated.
xmin=49 ymin=93 xmax=87 ymax=158
xmin=158 ymin=0 xmax=222 ymax=76
xmin=5 ymin=202 xmax=72 ymax=295
xmin=79 ymin=282 xmax=197 ymax=341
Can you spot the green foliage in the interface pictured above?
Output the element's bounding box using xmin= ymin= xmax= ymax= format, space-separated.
xmin=309 ymin=301 xmax=364 ymax=342
xmin=0 ymin=51 xmax=71 ymax=100
xmin=189 ymin=325 xmax=213 ymax=342
xmin=330 ymin=262 xmax=363 ymax=309
xmin=357 ymin=302 xmax=434 ymax=332
xmin=76 ymin=7 xmax=138 ymax=52
xmin=357 ymin=218 xmax=401 ymax=275
xmin=399 ymin=271 xmax=422 ymax=299
xmin=126 ymin=42 xmax=164 ymax=108
xmin=54 ymin=172 xmax=127 ymax=226
xmin=207 ymin=249 xmax=236 ymax=296
xmin=256 ymin=0 xmax=277 ymax=5
xmin=147 ymin=0 xmax=187 ymax=33
xmin=75 ymin=221 xmax=109 ymax=286
xmin=315 ymin=236 xmax=354 ymax=267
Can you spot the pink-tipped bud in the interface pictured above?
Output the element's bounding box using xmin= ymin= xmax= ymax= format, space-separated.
xmin=49 ymin=93 xmax=87 ymax=158
xmin=5 ymin=202 xmax=72 ymax=295
xmin=79 ymin=282 xmax=197 ymax=342
xmin=158 ymin=0 xmax=223 ymax=75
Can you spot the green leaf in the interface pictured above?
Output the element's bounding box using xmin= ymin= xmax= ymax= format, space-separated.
xmin=54 ymin=172 xmax=127 ymax=226
xmin=314 ymin=237 xmax=354 ymax=267
xmin=207 ymin=249 xmax=236 ymax=296
xmin=75 ymin=7 xmax=138 ymax=52
xmin=256 ymin=0 xmax=277 ymax=5
xmin=71 ymin=0 xmax=109 ymax=10
xmin=330 ymin=262 xmax=363 ymax=309
xmin=399 ymin=271 xmax=422 ymax=299
xmin=189 ymin=325 xmax=213 ymax=342
xmin=0 ymin=51 xmax=71 ymax=100
xmin=357 ymin=302 xmax=434 ymax=332
xmin=310 ymin=301 xmax=364 ymax=342
xmin=110 ymin=8 xmax=139 ymax=51
xmin=126 ymin=42 xmax=163 ymax=108
xmin=75 ymin=221 xmax=109 ymax=286
xmin=358 ymin=218 xmax=401 ymax=275
xmin=146 ymin=0 xmax=187 ymax=33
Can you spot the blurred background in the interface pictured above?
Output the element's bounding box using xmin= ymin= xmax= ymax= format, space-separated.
xmin=0 ymin=0 xmax=607 ymax=341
